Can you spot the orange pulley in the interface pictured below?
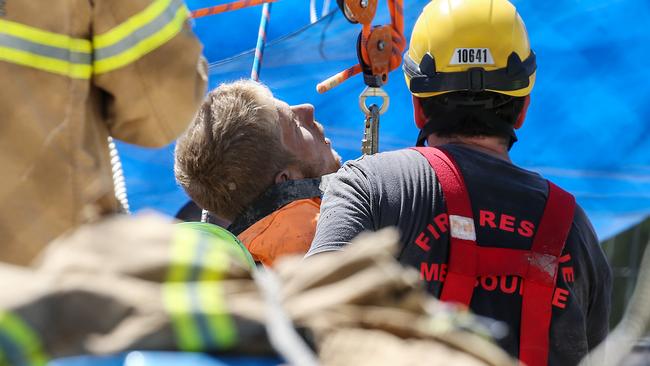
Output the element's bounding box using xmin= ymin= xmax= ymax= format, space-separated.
xmin=337 ymin=0 xmax=377 ymax=24
xmin=320 ymin=0 xmax=405 ymax=155
xmin=317 ymin=0 xmax=405 ymax=92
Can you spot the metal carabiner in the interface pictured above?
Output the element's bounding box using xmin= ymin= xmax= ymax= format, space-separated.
xmin=361 ymin=104 xmax=381 ymax=155
xmin=359 ymin=86 xmax=390 ymax=115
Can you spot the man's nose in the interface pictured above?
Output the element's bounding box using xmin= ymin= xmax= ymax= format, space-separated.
xmin=291 ymin=104 xmax=315 ymax=125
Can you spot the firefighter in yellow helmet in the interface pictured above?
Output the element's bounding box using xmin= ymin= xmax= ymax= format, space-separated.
xmin=307 ymin=1 xmax=612 ymax=365
xmin=0 ymin=0 xmax=207 ymax=265
xmin=403 ymin=0 xmax=535 ymax=146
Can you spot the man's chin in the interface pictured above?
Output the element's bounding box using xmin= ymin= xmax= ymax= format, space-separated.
xmin=331 ymin=148 xmax=342 ymax=170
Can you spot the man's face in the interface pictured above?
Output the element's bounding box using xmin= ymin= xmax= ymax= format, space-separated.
xmin=276 ymin=101 xmax=341 ymax=178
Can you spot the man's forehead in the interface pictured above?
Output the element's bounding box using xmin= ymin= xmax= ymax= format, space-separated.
xmin=274 ymin=99 xmax=291 ymax=111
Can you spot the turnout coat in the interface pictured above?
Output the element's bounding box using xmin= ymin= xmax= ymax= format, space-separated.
xmin=0 ymin=0 xmax=207 ymax=264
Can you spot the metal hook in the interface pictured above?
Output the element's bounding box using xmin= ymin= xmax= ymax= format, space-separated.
xmin=359 ymin=86 xmax=390 ymax=115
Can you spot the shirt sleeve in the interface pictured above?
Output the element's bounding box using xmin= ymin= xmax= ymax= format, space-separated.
xmin=92 ymin=0 xmax=207 ymax=147
xmin=576 ymin=206 xmax=613 ymax=350
xmin=306 ymin=159 xmax=376 ymax=256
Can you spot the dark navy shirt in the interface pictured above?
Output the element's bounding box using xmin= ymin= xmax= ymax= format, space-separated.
xmin=308 ymin=144 xmax=612 ymax=365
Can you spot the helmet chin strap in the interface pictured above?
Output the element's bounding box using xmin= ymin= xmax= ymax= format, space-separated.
xmin=412 ymin=95 xmax=428 ymax=129
xmin=514 ymin=95 xmax=530 ymax=129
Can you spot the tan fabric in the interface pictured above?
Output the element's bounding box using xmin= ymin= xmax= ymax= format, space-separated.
xmin=319 ymin=328 xmax=489 ymax=366
xmin=3 ymin=213 xmax=269 ymax=360
xmin=0 ymin=216 xmax=514 ymax=365
xmin=0 ymin=0 xmax=207 ymax=265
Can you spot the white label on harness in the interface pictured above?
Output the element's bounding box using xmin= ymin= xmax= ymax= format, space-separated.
xmin=449 ymin=215 xmax=477 ymax=241
xmin=450 ymin=48 xmax=495 ymax=65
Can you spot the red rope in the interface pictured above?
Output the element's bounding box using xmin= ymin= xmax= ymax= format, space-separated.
xmin=192 ymin=0 xmax=277 ymax=19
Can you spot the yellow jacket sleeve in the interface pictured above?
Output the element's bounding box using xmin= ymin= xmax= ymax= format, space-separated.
xmin=91 ymin=0 xmax=207 ymax=147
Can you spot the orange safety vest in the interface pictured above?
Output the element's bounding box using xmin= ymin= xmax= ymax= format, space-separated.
xmin=237 ymin=198 xmax=321 ymax=266
xmin=412 ymin=146 xmax=575 ymax=366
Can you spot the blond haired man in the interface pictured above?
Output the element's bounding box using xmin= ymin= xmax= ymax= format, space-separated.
xmin=175 ymin=80 xmax=340 ymax=266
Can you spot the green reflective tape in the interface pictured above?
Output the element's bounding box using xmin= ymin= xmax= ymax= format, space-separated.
xmin=168 ymin=227 xmax=200 ymax=282
xmin=176 ymin=222 xmax=256 ymax=270
xmin=196 ymin=283 xmax=237 ymax=348
xmin=165 ymin=227 xmax=203 ymax=351
xmin=162 ymin=283 xmax=203 ymax=351
xmin=165 ymin=226 xmax=238 ymax=351
xmin=199 ymin=242 xmax=230 ymax=282
xmin=0 ymin=311 xmax=48 ymax=366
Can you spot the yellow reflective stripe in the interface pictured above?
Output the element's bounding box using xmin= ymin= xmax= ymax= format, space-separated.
xmin=93 ymin=5 xmax=187 ymax=75
xmin=163 ymin=283 xmax=204 ymax=351
xmin=199 ymin=242 xmax=230 ymax=282
xmin=0 ymin=311 xmax=48 ymax=366
xmin=167 ymin=227 xmax=199 ymax=282
xmin=164 ymin=286 xmax=202 ymax=351
xmin=165 ymin=227 xmax=203 ymax=351
xmin=164 ymin=227 xmax=238 ymax=351
xmin=93 ymin=0 xmax=174 ymax=49
xmin=0 ymin=19 xmax=91 ymax=53
xmin=197 ymin=283 xmax=237 ymax=348
xmin=197 ymin=242 xmax=236 ymax=348
xmin=0 ymin=46 xmax=91 ymax=79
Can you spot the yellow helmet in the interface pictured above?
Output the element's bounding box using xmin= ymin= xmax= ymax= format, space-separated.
xmin=403 ymin=0 xmax=536 ymax=98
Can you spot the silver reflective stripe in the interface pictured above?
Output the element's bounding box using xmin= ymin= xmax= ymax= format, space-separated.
xmin=93 ymin=0 xmax=184 ymax=61
xmin=0 ymin=33 xmax=91 ymax=64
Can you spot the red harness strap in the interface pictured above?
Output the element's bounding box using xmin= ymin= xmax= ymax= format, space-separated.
xmin=412 ymin=147 xmax=576 ymax=366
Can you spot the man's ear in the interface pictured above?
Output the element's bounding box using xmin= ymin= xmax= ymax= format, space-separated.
xmin=274 ymin=170 xmax=291 ymax=184
xmin=412 ymin=95 xmax=428 ymax=129
xmin=514 ymin=95 xmax=531 ymax=129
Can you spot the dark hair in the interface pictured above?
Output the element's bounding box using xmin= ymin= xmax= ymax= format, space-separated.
xmin=419 ymin=91 xmax=526 ymax=145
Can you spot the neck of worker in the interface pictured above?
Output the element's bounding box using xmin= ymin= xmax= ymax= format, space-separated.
xmin=426 ymin=134 xmax=511 ymax=163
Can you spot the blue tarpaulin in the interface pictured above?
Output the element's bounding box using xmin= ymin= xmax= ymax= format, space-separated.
xmin=118 ymin=0 xmax=650 ymax=241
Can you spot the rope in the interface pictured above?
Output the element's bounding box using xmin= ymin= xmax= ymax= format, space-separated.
xmin=321 ymin=0 xmax=331 ymax=17
xmin=316 ymin=64 xmax=362 ymax=93
xmin=192 ymin=0 xmax=276 ymax=19
xmin=310 ymin=0 xmax=318 ymax=23
xmin=254 ymin=269 xmax=319 ymax=366
xmin=108 ymin=136 xmax=130 ymax=214
xmin=251 ymin=2 xmax=272 ymax=81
